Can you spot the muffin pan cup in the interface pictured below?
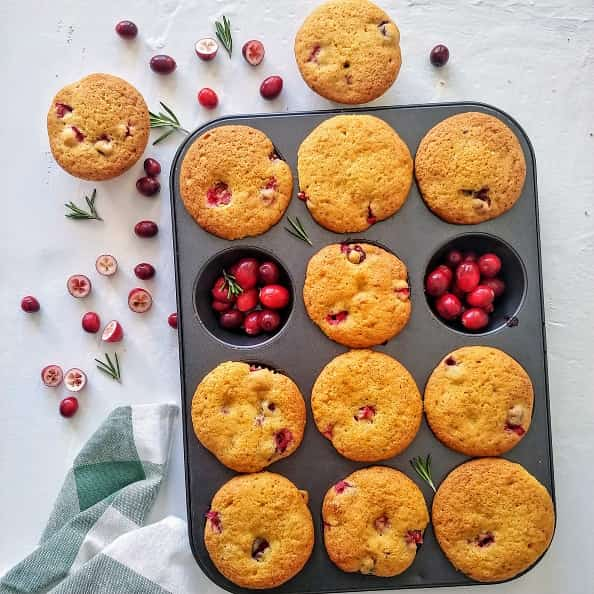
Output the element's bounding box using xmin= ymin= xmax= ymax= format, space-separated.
xmin=169 ymin=102 xmax=555 ymax=593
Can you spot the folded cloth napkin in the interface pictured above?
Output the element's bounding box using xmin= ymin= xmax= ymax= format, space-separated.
xmin=1 ymin=404 xmax=182 ymax=594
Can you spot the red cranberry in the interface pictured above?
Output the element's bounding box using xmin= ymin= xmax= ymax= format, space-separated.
xmin=211 ymin=277 xmax=235 ymax=303
xmin=258 ymin=261 xmax=280 ymax=285
xmin=478 ymin=253 xmax=502 ymax=278
xmin=462 ymin=251 xmax=478 ymax=262
xmin=236 ymin=288 xmax=259 ymax=312
xmin=436 ymin=264 xmax=453 ymax=284
xmin=231 ymin=258 xmax=259 ymax=290
xmin=334 ymin=480 xmax=351 ymax=494
xmin=21 ymin=295 xmax=40 ymax=312
xmin=212 ymin=300 xmax=232 ymax=312
xmin=59 ymin=396 xmax=79 ymax=418
xmin=461 ymin=307 xmax=489 ymax=330
xmin=274 ymin=428 xmax=293 ymax=453
xmin=297 ymin=191 xmax=308 ymax=201
xmin=260 ymin=309 xmax=281 ymax=332
xmin=466 ymin=285 xmax=495 ymax=308
xmin=456 ymin=261 xmax=480 ymax=292
xmin=251 ymin=537 xmax=270 ymax=560
xmin=134 ymin=262 xmax=156 ymax=280
xmin=445 ymin=249 xmax=463 ymax=268
xmin=115 ymin=20 xmax=138 ymax=39
xmin=244 ymin=311 xmax=262 ymax=335
xmin=82 ymin=312 xmax=100 ymax=333
xmin=483 ymin=277 xmax=505 ymax=298
xmin=206 ymin=182 xmax=232 ymax=207
xmin=198 ymin=87 xmax=218 ymax=109
xmin=260 ymin=75 xmax=283 ymax=99
xmin=219 ymin=310 xmax=244 ymax=330
xmin=430 ymin=44 xmax=449 ymax=67
xmin=327 ymin=311 xmax=348 ymax=325
xmin=143 ymin=158 xmax=161 ymax=177
xmin=168 ymin=312 xmax=178 ymax=329
xmin=150 ymin=55 xmax=176 ymax=74
xmin=134 ymin=220 xmax=158 ymax=237
xmin=55 ymin=103 xmax=73 ymax=118
xmin=259 ymin=284 xmax=290 ymax=309
xmin=435 ymin=293 xmax=462 ymax=320
xmin=242 ymin=40 xmax=265 ymax=66
xmin=136 ymin=176 xmax=160 ymax=197
xmin=425 ymin=268 xmax=451 ymax=297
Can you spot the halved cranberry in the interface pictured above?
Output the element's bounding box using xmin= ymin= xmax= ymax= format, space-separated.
xmin=115 ymin=20 xmax=138 ymax=39
xmin=243 ymin=311 xmax=262 ymax=335
xmin=134 ymin=262 xmax=156 ymax=280
xmin=258 ymin=261 xmax=280 ymax=285
xmin=476 ymin=532 xmax=494 ymax=547
xmin=195 ymin=37 xmax=218 ymax=61
xmin=259 ymin=285 xmax=290 ymax=309
xmin=168 ymin=312 xmax=178 ymax=329
xmin=205 ymin=510 xmax=222 ymax=533
xmin=212 ymin=300 xmax=232 ymax=313
xmin=405 ymin=530 xmax=424 ymax=547
xmin=236 ymin=288 xmax=259 ymax=312
xmin=260 ymin=76 xmax=283 ymax=100
xmin=242 ymin=40 xmax=265 ymax=66
xmin=206 ymin=182 xmax=231 ymax=207
xmin=231 ymin=258 xmax=259 ymax=289
xmin=455 ymin=261 xmax=480 ymax=292
xmin=150 ymin=54 xmax=176 ymax=74
xmin=483 ymin=277 xmax=505 ymax=298
xmin=64 ymin=368 xmax=87 ymax=392
xmin=251 ymin=537 xmax=269 ymax=560
xmin=41 ymin=364 xmax=63 ymax=387
xmin=82 ymin=312 xmax=101 ymax=333
xmin=435 ymin=293 xmax=462 ymax=320
xmin=59 ymin=396 xmax=79 ymax=418
xmin=219 ymin=310 xmax=244 ymax=330
xmin=21 ymin=295 xmax=40 ymax=312
xmin=355 ymin=405 xmax=375 ymax=422
xmin=67 ymin=274 xmax=91 ymax=298
xmin=326 ymin=311 xmax=348 ymax=325
xmin=259 ymin=310 xmax=281 ymax=333
xmin=334 ymin=480 xmax=352 ymax=494
xmin=478 ymin=253 xmax=502 ymax=278
xmin=128 ymin=288 xmax=152 ymax=313
xmin=461 ymin=307 xmax=489 ymax=330
xmin=96 ymin=254 xmax=118 ymax=276
xmin=55 ymin=103 xmax=73 ymax=118
xmin=274 ymin=428 xmax=293 ymax=453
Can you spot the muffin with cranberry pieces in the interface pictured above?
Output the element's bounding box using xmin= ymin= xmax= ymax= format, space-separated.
xmin=298 ymin=115 xmax=413 ymax=232
xmin=323 ymin=466 xmax=429 ymax=576
xmin=432 ymin=458 xmax=555 ymax=582
xmin=295 ymin=0 xmax=402 ymax=104
xmin=47 ymin=73 xmax=149 ymax=180
xmin=424 ymin=346 xmax=533 ymax=456
xmin=204 ymin=472 xmax=314 ymax=589
xmin=179 ymin=125 xmax=293 ymax=239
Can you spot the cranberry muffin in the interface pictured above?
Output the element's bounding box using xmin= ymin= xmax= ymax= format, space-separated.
xmin=312 ymin=350 xmax=422 ymax=461
xmin=205 ymin=472 xmax=314 ymax=589
xmin=303 ymin=242 xmax=411 ymax=348
xmin=47 ymin=73 xmax=149 ymax=180
xmin=415 ymin=112 xmax=526 ymax=224
xmin=179 ymin=125 xmax=293 ymax=239
xmin=295 ymin=0 xmax=402 ymax=104
xmin=298 ymin=115 xmax=413 ymax=232
xmin=191 ymin=362 xmax=306 ymax=473
xmin=424 ymin=346 xmax=534 ymax=456
xmin=432 ymin=458 xmax=555 ymax=582
xmin=323 ymin=467 xmax=429 ymax=576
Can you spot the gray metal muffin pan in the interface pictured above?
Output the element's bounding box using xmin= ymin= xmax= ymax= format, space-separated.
xmin=169 ymin=102 xmax=555 ymax=593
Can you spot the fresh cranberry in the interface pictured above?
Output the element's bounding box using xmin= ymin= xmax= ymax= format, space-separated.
xmin=435 ymin=293 xmax=462 ymax=320
xmin=274 ymin=428 xmax=293 ymax=453
xmin=483 ymin=277 xmax=505 ymax=298
xmin=425 ymin=268 xmax=451 ymax=297
xmin=198 ymin=87 xmax=218 ymax=109
xmin=136 ymin=176 xmax=160 ymax=197
xmin=134 ymin=220 xmax=158 ymax=237
xmin=115 ymin=20 xmax=138 ymax=38
xmin=231 ymin=258 xmax=259 ymax=289
xmin=168 ymin=312 xmax=178 ymax=329
xmin=258 ymin=261 xmax=280 ymax=285
xmin=462 ymin=251 xmax=478 ymax=262
xmin=128 ymin=288 xmax=153 ymax=313
xmin=212 ymin=300 xmax=232 ymax=312
xmin=478 ymin=253 xmax=502 ymax=278
xmin=236 ymin=288 xmax=259 ymax=312
xmin=327 ymin=311 xmax=348 ymax=325
xmin=243 ymin=311 xmax=262 ymax=335
xmin=195 ymin=37 xmax=218 ymax=61
xmin=259 ymin=309 xmax=281 ymax=332
xmin=211 ymin=277 xmax=235 ymax=303
xmin=41 ymin=365 xmax=63 ymax=387
xmin=59 ymin=396 xmax=79 ymax=418
xmin=466 ymin=285 xmax=495 ymax=308
xmin=259 ymin=285 xmax=290 ymax=309
xmin=482 ymin=302 xmax=495 ymax=314
xmin=242 ymin=40 xmax=265 ymax=66
xmin=445 ymin=249 xmax=463 ymax=268
xmin=430 ymin=44 xmax=450 ymax=67
xmin=260 ymin=75 xmax=283 ymax=99
xmin=456 ymin=261 xmax=480 ymax=292
xmin=21 ymin=295 xmax=40 ymax=312
xmin=206 ymin=182 xmax=231 ymax=207
xmin=143 ymin=158 xmax=161 ymax=177
xmin=461 ymin=307 xmax=489 ymax=330
xmin=219 ymin=310 xmax=243 ymax=330
xmin=134 ymin=262 xmax=156 ymax=280
xmin=436 ymin=264 xmax=453 ymax=284
xmin=150 ymin=54 xmax=176 ymax=74
xmin=334 ymin=480 xmax=351 ymax=494
xmin=82 ymin=312 xmax=100 ymax=333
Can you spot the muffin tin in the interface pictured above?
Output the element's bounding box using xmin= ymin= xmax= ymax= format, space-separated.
xmin=169 ymin=102 xmax=555 ymax=593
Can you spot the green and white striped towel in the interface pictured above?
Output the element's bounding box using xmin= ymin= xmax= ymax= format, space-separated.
xmin=0 ymin=404 xmax=185 ymax=594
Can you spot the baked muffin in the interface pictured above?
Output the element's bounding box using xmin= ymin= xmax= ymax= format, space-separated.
xmin=432 ymin=458 xmax=555 ymax=582
xmin=312 ymin=350 xmax=422 ymax=461
xmin=322 ymin=466 xmax=429 ymax=576
xmin=47 ymin=73 xmax=149 ymax=180
xmin=205 ymin=472 xmax=314 ymax=589
xmin=191 ymin=362 xmax=306 ymax=472
xmin=295 ymin=0 xmax=402 ymax=104
xmin=297 ymin=115 xmax=413 ymax=232
xmin=415 ymin=112 xmax=526 ymax=223
xmin=424 ymin=346 xmax=533 ymax=456
xmin=179 ymin=125 xmax=293 ymax=239
xmin=303 ymin=242 xmax=411 ymax=348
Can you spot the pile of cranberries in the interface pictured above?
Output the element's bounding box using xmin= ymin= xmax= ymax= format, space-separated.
xmin=425 ymin=249 xmax=505 ymax=331
xmin=210 ymin=257 xmax=290 ymax=337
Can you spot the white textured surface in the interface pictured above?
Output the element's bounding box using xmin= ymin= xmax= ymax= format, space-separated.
xmin=0 ymin=0 xmax=593 ymax=592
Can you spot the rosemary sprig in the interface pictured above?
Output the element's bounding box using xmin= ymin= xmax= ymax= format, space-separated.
xmin=215 ymin=15 xmax=232 ymax=57
xmin=410 ymin=454 xmax=437 ymax=492
xmin=64 ymin=189 xmax=102 ymax=220
xmin=222 ymin=270 xmax=243 ymax=299
xmin=285 ymin=216 xmax=312 ymax=246
xmin=149 ymin=102 xmax=189 ymax=145
xmin=95 ymin=352 xmax=121 ymax=382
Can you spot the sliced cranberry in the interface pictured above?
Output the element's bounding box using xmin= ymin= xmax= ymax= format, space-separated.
xmin=455 ymin=261 xmax=480 ymax=293
xmin=259 ymin=285 xmax=290 ymax=309
xmin=102 ymin=320 xmax=124 ymax=342
xmin=333 ymin=480 xmax=352 ymax=494
xmin=212 ymin=300 xmax=232 ymax=313
xmin=435 ymin=293 xmax=462 ymax=320
xmin=374 ymin=516 xmax=390 ymax=534
xmin=326 ymin=311 xmax=348 ymax=325
xmin=405 ymin=530 xmax=424 ymax=547
xmin=478 ymin=253 xmax=502 ymax=278
xmin=476 ymin=532 xmax=494 ymax=547
xmin=461 ymin=307 xmax=489 ymax=330
xmin=21 ymin=295 xmax=40 ymax=312
xmin=236 ymin=288 xmax=259 ymax=312
xmin=67 ymin=274 xmax=91 ymax=298
xmin=243 ymin=311 xmax=262 ymax=335
xmin=260 ymin=75 xmax=283 ymax=99
xmin=445 ymin=249 xmax=463 ymax=268
xmin=168 ymin=312 xmax=178 ymax=329
xmin=55 ymin=103 xmax=73 ymax=118
xmin=136 ymin=176 xmax=160 ymax=197
xmin=505 ymin=423 xmax=525 ymax=436
xmin=150 ymin=54 xmax=176 ymax=74
xmin=41 ymin=365 xmax=63 ymax=387
xmin=219 ymin=310 xmax=244 ymax=330
xmin=483 ymin=277 xmax=505 ymax=298
xmin=206 ymin=182 xmax=231 ymax=207
xmin=259 ymin=310 xmax=281 ymax=333
xmin=64 ymin=368 xmax=87 ymax=392
xmin=462 ymin=251 xmax=478 ymax=262
xmin=128 ymin=287 xmax=153 ymax=314
xmin=82 ymin=312 xmax=101 ymax=333
xmin=205 ymin=510 xmax=222 ymax=533
xmin=134 ymin=262 xmax=156 ymax=280
xmin=242 ymin=40 xmax=265 ymax=66
xmin=71 ymin=126 xmax=85 ymax=142
xmin=96 ymin=254 xmax=118 ymax=276
xmin=466 ymin=285 xmax=495 ymax=308
xmin=274 ymin=428 xmax=293 ymax=453
xmin=231 ymin=258 xmax=259 ymax=289
xmin=195 ymin=37 xmax=218 ymax=61
xmin=251 ymin=537 xmax=269 ymax=560
xmin=59 ymin=396 xmax=79 ymax=418
xmin=355 ymin=405 xmax=375 ymax=422
xmin=297 ymin=191 xmax=308 ymax=201
xmin=308 ymin=44 xmax=321 ymax=62
xmin=258 ymin=261 xmax=280 ymax=285
xmin=115 ymin=20 xmax=138 ymax=38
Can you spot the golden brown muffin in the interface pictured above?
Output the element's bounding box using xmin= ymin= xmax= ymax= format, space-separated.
xmin=312 ymin=350 xmax=422 ymax=461
xmin=295 ymin=0 xmax=402 ymax=104
xmin=47 ymin=73 xmax=149 ymax=180
xmin=424 ymin=346 xmax=534 ymax=456
xmin=415 ymin=112 xmax=526 ymax=223
xmin=432 ymin=458 xmax=555 ymax=582
xmin=298 ymin=115 xmax=413 ymax=232
xmin=303 ymin=242 xmax=411 ymax=348
xmin=205 ymin=472 xmax=314 ymax=589
xmin=191 ymin=362 xmax=306 ymax=473
xmin=322 ymin=466 xmax=429 ymax=576
xmin=179 ymin=125 xmax=293 ymax=239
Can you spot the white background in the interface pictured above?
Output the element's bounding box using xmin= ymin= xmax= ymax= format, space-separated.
xmin=1 ymin=0 xmax=593 ymax=593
